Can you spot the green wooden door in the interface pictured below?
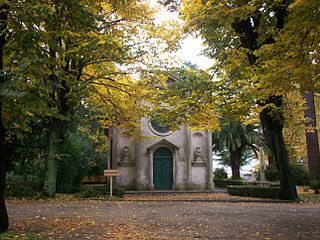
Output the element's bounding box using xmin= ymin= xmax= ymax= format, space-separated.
xmin=153 ymin=147 xmax=173 ymax=190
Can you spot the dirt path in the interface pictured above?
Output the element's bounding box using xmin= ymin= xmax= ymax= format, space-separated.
xmin=5 ymin=199 xmax=320 ymax=239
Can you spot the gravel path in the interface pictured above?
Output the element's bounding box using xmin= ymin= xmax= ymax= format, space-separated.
xmin=5 ymin=199 xmax=320 ymax=239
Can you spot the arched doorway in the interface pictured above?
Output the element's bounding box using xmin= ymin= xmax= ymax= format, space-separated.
xmin=153 ymin=147 xmax=173 ymax=190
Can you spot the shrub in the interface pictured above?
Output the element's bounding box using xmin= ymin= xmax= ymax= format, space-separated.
xmin=310 ymin=179 xmax=320 ymax=194
xmin=264 ymin=164 xmax=279 ymax=181
xmin=115 ymin=188 xmax=125 ymax=197
xmin=56 ymin=134 xmax=91 ymax=193
xmin=291 ymin=164 xmax=309 ymax=186
xmin=76 ymin=185 xmax=125 ymax=198
xmin=75 ymin=187 xmax=105 ymax=198
xmin=264 ymin=164 xmax=309 ymax=186
xmin=213 ymin=168 xmax=228 ymax=180
xmin=56 ymin=132 xmax=106 ymax=193
xmin=269 ymin=181 xmax=280 ymax=187
xmin=227 ymin=185 xmax=281 ymax=199
xmin=213 ymin=179 xmax=245 ymax=188
xmin=5 ymin=174 xmax=40 ymax=198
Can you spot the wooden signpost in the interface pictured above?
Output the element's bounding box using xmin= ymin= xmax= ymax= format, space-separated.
xmin=104 ymin=169 xmax=119 ymax=197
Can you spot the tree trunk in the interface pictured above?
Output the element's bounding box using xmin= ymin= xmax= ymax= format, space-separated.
xmin=231 ymin=2 xmax=297 ymax=200
xmin=260 ymin=96 xmax=297 ymax=200
xmin=43 ymin=39 xmax=71 ymax=197
xmin=230 ymin=150 xmax=241 ymax=180
xmin=267 ymin=154 xmax=275 ymax=166
xmin=304 ymin=91 xmax=320 ymax=180
xmin=0 ymin=106 xmax=8 ymax=232
xmin=42 ymin=119 xmax=63 ymax=197
xmin=0 ymin=3 xmax=9 ymax=233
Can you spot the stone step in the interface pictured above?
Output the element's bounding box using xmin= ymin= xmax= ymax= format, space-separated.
xmin=122 ymin=189 xmax=291 ymax=203
xmin=123 ymin=192 xmax=226 ymax=202
xmin=123 ymin=189 xmax=228 ymax=201
xmin=124 ymin=189 xmax=227 ymax=196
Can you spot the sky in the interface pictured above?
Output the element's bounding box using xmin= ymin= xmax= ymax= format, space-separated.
xmin=150 ymin=0 xmax=212 ymax=70
xmin=177 ymin=37 xmax=213 ymax=70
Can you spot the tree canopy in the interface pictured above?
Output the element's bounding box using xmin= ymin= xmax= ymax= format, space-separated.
xmin=173 ymin=0 xmax=319 ymax=199
xmin=0 ymin=0 xmax=182 ymax=231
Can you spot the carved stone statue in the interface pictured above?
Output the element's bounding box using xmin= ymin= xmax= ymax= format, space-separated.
xmin=121 ymin=146 xmax=131 ymax=162
xmin=193 ymin=147 xmax=203 ymax=162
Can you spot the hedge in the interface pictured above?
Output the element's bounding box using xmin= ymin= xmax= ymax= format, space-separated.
xmin=214 ymin=179 xmax=281 ymax=188
xmin=227 ymin=185 xmax=281 ymax=199
xmin=213 ymin=179 xmax=245 ymax=188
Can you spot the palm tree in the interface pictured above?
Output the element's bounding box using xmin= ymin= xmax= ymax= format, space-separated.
xmin=212 ymin=121 xmax=258 ymax=180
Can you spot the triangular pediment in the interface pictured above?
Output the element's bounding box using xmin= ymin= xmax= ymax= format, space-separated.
xmin=147 ymin=139 xmax=179 ymax=152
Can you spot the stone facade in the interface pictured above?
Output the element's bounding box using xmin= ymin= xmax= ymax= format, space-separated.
xmin=108 ymin=117 xmax=214 ymax=190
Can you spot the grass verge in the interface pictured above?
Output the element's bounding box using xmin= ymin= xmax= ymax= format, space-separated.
xmin=0 ymin=232 xmax=43 ymax=240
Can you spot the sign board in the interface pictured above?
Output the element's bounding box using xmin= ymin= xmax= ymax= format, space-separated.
xmin=104 ymin=169 xmax=119 ymax=177
xmin=103 ymin=169 xmax=119 ymax=198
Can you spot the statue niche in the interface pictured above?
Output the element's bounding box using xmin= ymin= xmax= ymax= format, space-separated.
xmin=119 ymin=146 xmax=134 ymax=166
xmin=192 ymin=147 xmax=207 ymax=165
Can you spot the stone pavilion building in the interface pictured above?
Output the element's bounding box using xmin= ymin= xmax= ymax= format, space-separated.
xmin=108 ymin=117 xmax=214 ymax=190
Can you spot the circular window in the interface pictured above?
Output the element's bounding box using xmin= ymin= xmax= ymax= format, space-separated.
xmin=149 ymin=120 xmax=172 ymax=136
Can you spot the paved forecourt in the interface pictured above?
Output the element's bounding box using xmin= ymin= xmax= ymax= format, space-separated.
xmin=6 ymin=199 xmax=320 ymax=239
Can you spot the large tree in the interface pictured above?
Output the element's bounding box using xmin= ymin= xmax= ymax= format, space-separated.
xmin=254 ymin=0 xmax=320 ymax=182
xmin=0 ymin=0 xmax=181 ymax=231
xmin=0 ymin=3 xmax=9 ymax=233
xmin=179 ymin=0 xmax=306 ymax=199
xmin=7 ymin=0 xmax=179 ymax=197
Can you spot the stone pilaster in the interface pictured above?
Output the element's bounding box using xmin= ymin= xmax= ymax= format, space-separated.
xmin=173 ymin=149 xmax=179 ymax=189
xmin=149 ymin=150 xmax=154 ymax=190
xmin=186 ymin=128 xmax=192 ymax=185
xmin=207 ymin=130 xmax=214 ymax=189
xmin=135 ymin=140 xmax=142 ymax=190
